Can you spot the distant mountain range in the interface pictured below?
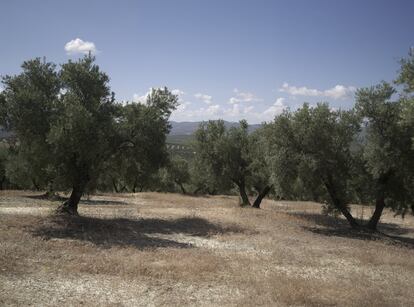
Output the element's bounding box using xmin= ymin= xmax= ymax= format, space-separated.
xmin=0 ymin=122 xmax=262 ymax=145
xmin=169 ymin=121 xmax=262 ymax=136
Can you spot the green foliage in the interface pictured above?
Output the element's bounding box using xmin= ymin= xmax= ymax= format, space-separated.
xmin=355 ymin=82 xmax=414 ymax=216
xmin=99 ymin=88 xmax=178 ymax=193
xmin=1 ymin=56 xmax=176 ymax=212
xmin=193 ymin=120 xmax=234 ymax=193
xmin=5 ymin=146 xmax=42 ymax=189
xmin=248 ymin=128 xmax=273 ymax=194
xmin=396 ymin=48 xmax=414 ymax=94
xmin=1 ymin=58 xmax=60 ymax=189
xmin=46 ymin=55 xmax=118 ymax=191
xmin=193 ymin=119 xmax=272 ymax=206
xmin=266 ymin=103 xmax=360 ymax=216
xmin=166 ymin=156 xmax=190 ymax=193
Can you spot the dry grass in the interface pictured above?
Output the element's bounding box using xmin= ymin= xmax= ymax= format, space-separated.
xmin=1 ymin=191 xmax=413 ymax=306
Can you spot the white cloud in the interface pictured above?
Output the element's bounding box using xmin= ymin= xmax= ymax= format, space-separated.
xmin=323 ymin=85 xmax=356 ymax=99
xmin=170 ymin=103 xmax=221 ymax=121
xmin=206 ymin=104 xmax=220 ymax=115
xmin=228 ymin=88 xmax=262 ymax=104
xmin=194 ymin=93 xmax=213 ymax=104
xmin=176 ymin=101 xmax=191 ymax=112
xmin=171 ymin=96 xmax=287 ymax=124
xmin=224 ymin=103 xmax=240 ymax=116
xmin=279 ymin=82 xmax=355 ymax=100
xmin=132 ymin=93 xmax=148 ymax=104
xmin=244 ymin=105 xmax=255 ymax=114
xmin=133 ymin=88 xmax=155 ymax=104
xmin=133 ymin=87 xmax=185 ymax=105
xmin=263 ymin=97 xmax=287 ymax=119
xmin=64 ymin=38 xmax=97 ymax=55
xmin=172 ymin=89 xmax=185 ymax=96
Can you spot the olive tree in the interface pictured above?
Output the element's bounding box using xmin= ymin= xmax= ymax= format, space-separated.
xmin=352 ymin=51 xmax=414 ymax=228
xmin=193 ymin=119 xmax=272 ymax=208
xmin=100 ymin=88 xmax=178 ymax=193
xmin=266 ymin=103 xmax=361 ymax=227
xmin=1 ymin=56 xmax=177 ymax=215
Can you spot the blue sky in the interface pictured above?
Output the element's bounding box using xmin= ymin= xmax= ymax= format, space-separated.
xmin=1 ymin=0 xmax=413 ymax=123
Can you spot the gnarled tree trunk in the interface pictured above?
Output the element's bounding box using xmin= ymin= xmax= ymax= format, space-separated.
xmin=366 ymin=197 xmax=385 ymax=230
xmin=0 ymin=175 xmax=5 ymax=190
xmin=57 ymin=183 xmax=85 ymax=215
xmin=176 ymin=181 xmax=186 ymax=194
xmin=236 ymin=179 xmax=251 ymax=206
xmin=112 ymin=178 xmax=119 ymax=193
xmin=252 ymin=185 xmax=272 ymax=208
xmin=323 ymin=176 xmax=359 ymax=228
xmin=366 ymin=172 xmax=391 ymax=231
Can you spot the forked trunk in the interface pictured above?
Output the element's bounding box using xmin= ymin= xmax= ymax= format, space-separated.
xmin=252 ymin=185 xmax=272 ymax=208
xmin=323 ymin=177 xmax=359 ymax=228
xmin=366 ymin=173 xmax=391 ymax=231
xmin=32 ymin=179 xmax=40 ymax=191
xmin=57 ymin=184 xmax=84 ymax=215
xmin=112 ymin=178 xmax=119 ymax=193
xmin=177 ymin=182 xmax=186 ymax=194
xmin=366 ymin=197 xmax=385 ymax=231
xmin=236 ymin=180 xmax=251 ymax=206
xmin=193 ymin=187 xmax=202 ymax=195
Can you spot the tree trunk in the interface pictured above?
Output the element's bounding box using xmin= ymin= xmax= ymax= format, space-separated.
xmin=193 ymin=187 xmax=202 ymax=195
xmin=323 ymin=177 xmax=359 ymax=228
xmin=366 ymin=172 xmax=391 ymax=231
xmin=236 ymin=180 xmax=251 ymax=206
xmin=207 ymin=188 xmax=217 ymax=195
xmin=32 ymin=179 xmax=40 ymax=191
xmin=366 ymin=197 xmax=385 ymax=230
xmin=112 ymin=179 xmax=119 ymax=193
xmin=177 ymin=181 xmax=186 ymax=194
xmin=252 ymin=185 xmax=272 ymax=208
xmin=57 ymin=184 xmax=84 ymax=215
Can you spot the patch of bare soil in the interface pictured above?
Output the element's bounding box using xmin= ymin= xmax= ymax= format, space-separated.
xmin=1 ymin=191 xmax=413 ymax=306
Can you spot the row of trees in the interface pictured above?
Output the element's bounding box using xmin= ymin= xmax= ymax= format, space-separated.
xmin=189 ymin=50 xmax=414 ymax=230
xmin=0 ymin=51 xmax=413 ymax=230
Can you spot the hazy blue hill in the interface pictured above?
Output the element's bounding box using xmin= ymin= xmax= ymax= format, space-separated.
xmin=169 ymin=121 xmax=261 ymax=136
xmin=167 ymin=121 xmax=262 ymax=145
xmin=1 ymin=122 xmax=262 ymax=144
xmin=166 ymin=134 xmax=194 ymax=145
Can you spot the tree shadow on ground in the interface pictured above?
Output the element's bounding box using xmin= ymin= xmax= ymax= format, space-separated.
xmin=31 ymin=215 xmax=246 ymax=250
xmin=25 ymin=193 xmax=127 ymax=206
xmin=290 ymin=212 xmax=414 ymax=249
xmin=26 ymin=193 xmax=67 ymax=201
xmin=79 ymin=199 xmax=128 ymax=206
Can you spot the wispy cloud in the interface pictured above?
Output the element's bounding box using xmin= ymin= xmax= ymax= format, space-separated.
xmin=133 ymin=88 xmax=185 ymax=104
xmin=194 ymin=93 xmax=213 ymax=104
xmin=228 ymin=88 xmax=262 ymax=104
xmin=263 ymin=97 xmax=287 ymax=118
xmin=132 ymin=92 xmax=149 ymax=104
xmin=172 ymin=89 xmax=185 ymax=96
xmin=279 ymin=83 xmax=356 ymax=100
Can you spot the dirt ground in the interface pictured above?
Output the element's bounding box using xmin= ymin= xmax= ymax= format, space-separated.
xmin=1 ymin=190 xmax=413 ymax=306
